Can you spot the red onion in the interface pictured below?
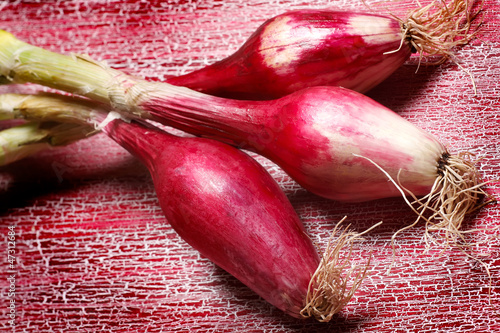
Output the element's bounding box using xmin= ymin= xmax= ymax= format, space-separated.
xmin=166 ymin=1 xmax=478 ymax=99
xmin=166 ymin=10 xmax=410 ymax=99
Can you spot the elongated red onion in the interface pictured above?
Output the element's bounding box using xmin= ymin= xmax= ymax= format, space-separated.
xmin=166 ymin=10 xmax=409 ymax=99
xmin=0 ymin=92 xmax=375 ymax=321
xmin=166 ymin=0 xmax=478 ymax=99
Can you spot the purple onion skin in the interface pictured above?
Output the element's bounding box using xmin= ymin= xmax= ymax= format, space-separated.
xmin=102 ymin=118 xmax=319 ymax=318
xmin=166 ymin=10 xmax=411 ymax=100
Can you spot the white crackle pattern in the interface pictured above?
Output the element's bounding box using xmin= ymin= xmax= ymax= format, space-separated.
xmin=0 ymin=0 xmax=499 ymax=332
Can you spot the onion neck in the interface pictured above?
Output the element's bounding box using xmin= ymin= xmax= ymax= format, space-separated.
xmin=165 ymin=59 xmax=243 ymax=98
xmin=128 ymin=81 xmax=269 ymax=148
xmin=0 ymin=121 xmax=92 ymax=166
xmin=100 ymin=117 xmax=167 ymax=171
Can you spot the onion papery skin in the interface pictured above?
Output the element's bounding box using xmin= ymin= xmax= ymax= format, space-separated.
xmin=166 ymin=10 xmax=411 ymax=100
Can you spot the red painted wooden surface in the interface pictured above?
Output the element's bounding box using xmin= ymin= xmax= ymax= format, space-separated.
xmin=1 ymin=1 xmax=499 ymax=332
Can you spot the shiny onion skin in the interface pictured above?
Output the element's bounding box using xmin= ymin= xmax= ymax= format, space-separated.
xmin=137 ymin=85 xmax=445 ymax=203
xmin=101 ymin=117 xmax=321 ymax=319
xmin=166 ymin=10 xmax=411 ymax=99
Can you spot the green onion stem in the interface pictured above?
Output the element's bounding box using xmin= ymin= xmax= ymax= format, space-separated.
xmin=0 ymin=30 xmax=136 ymax=108
xmin=0 ymin=120 xmax=94 ymax=166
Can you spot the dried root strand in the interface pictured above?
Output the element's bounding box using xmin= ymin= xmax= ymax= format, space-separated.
xmin=354 ymin=151 xmax=496 ymax=283
xmin=395 ymin=0 xmax=483 ymax=62
xmin=300 ymin=218 xmax=380 ymax=322
xmin=412 ymin=151 xmax=497 ymax=303
xmin=356 ymin=151 xmax=495 ymax=250
xmin=414 ymin=151 xmax=496 ymax=250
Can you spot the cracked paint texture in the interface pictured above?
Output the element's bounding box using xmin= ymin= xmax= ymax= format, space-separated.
xmin=0 ymin=0 xmax=499 ymax=332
